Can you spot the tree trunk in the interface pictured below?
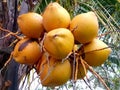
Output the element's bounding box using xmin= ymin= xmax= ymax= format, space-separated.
xmin=0 ymin=0 xmax=19 ymax=90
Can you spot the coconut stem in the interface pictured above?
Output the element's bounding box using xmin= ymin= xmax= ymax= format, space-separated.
xmin=80 ymin=57 xmax=88 ymax=79
xmin=8 ymin=39 xmax=19 ymax=47
xmin=79 ymin=46 xmax=111 ymax=56
xmin=74 ymin=57 xmax=78 ymax=81
xmin=80 ymin=57 xmax=93 ymax=90
xmin=0 ymin=26 xmax=21 ymax=40
xmin=71 ymin=47 xmax=77 ymax=90
xmin=4 ymin=52 xmax=13 ymax=67
xmin=80 ymin=57 xmax=110 ymax=90
xmin=0 ymin=52 xmax=13 ymax=72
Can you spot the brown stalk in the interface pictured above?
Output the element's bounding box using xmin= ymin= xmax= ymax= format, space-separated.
xmin=80 ymin=57 xmax=110 ymax=90
xmin=80 ymin=57 xmax=88 ymax=79
xmin=74 ymin=57 xmax=78 ymax=81
xmin=0 ymin=27 xmax=21 ymax=40
xmin=4 ymin=52 xmax=13 ymax=67
xmin=79 ymin=46 xmax=111 ymax=56
xmin=0 ymin=52 xmax=13 ymax=72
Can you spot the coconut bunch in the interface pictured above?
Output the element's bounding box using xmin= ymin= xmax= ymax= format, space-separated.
xmin=12 ymin=2 xmax=112 ymax=87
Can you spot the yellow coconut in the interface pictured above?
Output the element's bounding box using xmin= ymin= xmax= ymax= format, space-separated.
xmin=70 ymin=11 xmax=99 ymax=44
xmin=43 ymin=2 xmax=71 ymax=32
xmin=43 ymin=28 xmax=74 ymax=59
xmin=80 ymin=38 xmax=112 ymax=66
xmin=38 ymin=54 xmax=71 ymax=87
xmin=13 ymin=38 xmax=42 ymax=65
xmin=17 ymin=12 xmax=44 ymax=38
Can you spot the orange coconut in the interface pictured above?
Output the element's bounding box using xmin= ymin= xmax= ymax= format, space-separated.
xmin=17 ymin=12 xmax=44 ymax=38
xmin=43 ymin=2 xmax=71 ymax=32
xmin=70 ymin=11 xmax=99 ymax=44
xmin=80 ymin=38 xmax=112 ymax=66
xmin=43 ymin=28 xmax=74 ymax=59
xmin=13 ymin=38 xmax=42 ymax=65
xmin=39 ymin=54 xmax=71 ymax=87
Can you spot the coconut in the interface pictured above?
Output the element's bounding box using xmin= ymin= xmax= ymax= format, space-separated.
xmin=43 ymin=28 xmax=74 ymax=59
xmin=13 ymin=38 xmax=42 ymax=65
xmin=43 ymin=2 xmax=71 ymax=32
xmin=80 ymin=38 xmax=112 ymax=66
xmin=38 ymin=54 xmax=71 ymax=87
xmin=17 ymin=12 xmax=44 ymax=38
xmin=70 ymin=11 xmax=99 ymax=44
